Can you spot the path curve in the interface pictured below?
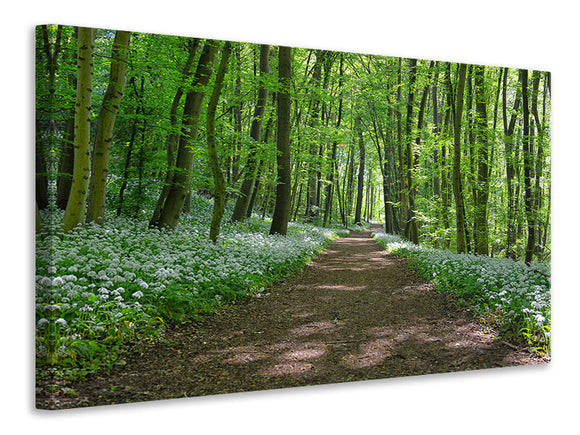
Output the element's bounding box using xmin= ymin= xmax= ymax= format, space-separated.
xmin=65 ymin=225 xmax=542 ymax=407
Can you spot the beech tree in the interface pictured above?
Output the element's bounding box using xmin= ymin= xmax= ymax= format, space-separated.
xmin=231 ymin=44 xmax=270 ymax=222
xmin=473 ymin=64 xmax=490 ymax=255
xmin=207 ymin=41 xmax=232 ymax=242
xmin=37 ymin=26 xmax=550 ymax=264
xmin=86 ymin=30 xmax=131 ymax=225
xmin=269 ymin=46 xmax=292 ymax=235
xmin=452 ymin=63 xmax=468 ymax=253
xmin=61 ymin=27 xmax=96 ymax=233
xmin=154 ymin=40 xmax=218 ymax=230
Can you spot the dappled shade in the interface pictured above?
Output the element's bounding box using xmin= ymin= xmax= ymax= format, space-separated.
xmin=63 ymin=225 xmax=546 ymax=406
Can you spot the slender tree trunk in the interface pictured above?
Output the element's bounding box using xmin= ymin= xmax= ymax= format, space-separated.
xmin=56 ymin=115 xmax=75 ymax=209
xmin=354 ymin=115 xmax=365 ymax=225
xmin=86 ymin=30 xmax=131 ymax=224
xmin=520 ymin=69 xmax=535 ymax=264
xmin=150 ymin=39 xmax=199 ymax=226
xmin=61 ymin=27 xmax=96 ymax=233
xmin=396 ymin=58 xmax=407 ymax=233
xmin=323 ymin=140 xmax=338 ymax=227
xmin=207 ymin=41 xmax=232 ymax=242
xmin=116 ymin=112 xmax=136 ymax=216
xmin=404 ymin=58 xmax=419 ymax=244
xmin=531 ymin=71 xmax=547 ymax=257
xmin=334 ymin=159 xmax=347 ymax=227
xmin=56 ymin=27 xmax=77 ymax=210
xmin=270 ymin=46 xmax=292 ymax=235
xmin=473 ymin=65 xmax=490 ymax=255
xmin=503 ymin=67 xmax=521 ymax=259
xmin=305 ymin=50 xmax=325 ymax=221
xmin=452 ymin=63 xmax=468 ymax=253
xmin=346 ymin=142 xmax=355 ymax=219
xmin=155 ymin=40 xmax=218 ymax=230
xmin=231 ymin=44 xmax=270 ymax=222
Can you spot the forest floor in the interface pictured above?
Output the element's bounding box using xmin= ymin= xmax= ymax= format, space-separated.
xmin=46 ymin=225 xmax=548 ymax=409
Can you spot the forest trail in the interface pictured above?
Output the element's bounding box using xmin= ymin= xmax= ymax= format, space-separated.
xmin=65 ymin=225 xmax=541 ymax=407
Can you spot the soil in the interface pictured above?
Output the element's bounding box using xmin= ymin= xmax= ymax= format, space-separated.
xmin=39 ymin=225 xmax=548 ymax=409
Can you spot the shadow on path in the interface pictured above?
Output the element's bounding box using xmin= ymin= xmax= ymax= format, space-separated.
xmin=69 ymin=224 xmax=546 ymax=407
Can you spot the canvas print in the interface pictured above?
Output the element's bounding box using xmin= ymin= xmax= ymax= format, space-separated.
xmin=35 ymin=24 xmax=551 ymax=409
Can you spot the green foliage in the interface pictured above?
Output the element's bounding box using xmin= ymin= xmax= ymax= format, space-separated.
xmin=373 ymin=231 xmax=550 ymax=354
xmin=35 ymin=196 xmax=345 ymax=380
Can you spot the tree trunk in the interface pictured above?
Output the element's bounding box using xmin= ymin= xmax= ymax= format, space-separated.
xmin=305 ymin=50 xmax=325 ymax=221
xmin=502 ymin=67 xmax=521 ymax=259
xmin=396 ymin=58 xmax=407 ymax=233
xmin=473 ymin=65 xmax=490 ymax=255
xmin=231 ymin=44 xmax=270 ymax=222
xmin=150 ymin=38 xmax=199 ymax=226
xmin=86 ymin=30 xmax=131 ymax=224
xmin=61 ymin=27 xmax=96 ymax=233
xmin=207 ymin=41 xmax=232 ymax=242
xmin=155 ymin=40 xmax=218 ymax=230
xmin=520 ymin=69 xmax=535 ymax=264
xmin=354 ymin=115 xmax=365 ymax=225
xmin=404 ymin=58 xmax=419 ymax=244
xmin=56 ymin=27 xmax=77 ymax=210
xmin=452 ymin=63 xmax=468 ymax=253
xmin=270 ymin=46 xmax=292 ymax=235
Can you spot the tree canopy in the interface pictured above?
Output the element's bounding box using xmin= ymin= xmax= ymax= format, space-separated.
xmin=36 ymin=24 xmax=551 ymax=263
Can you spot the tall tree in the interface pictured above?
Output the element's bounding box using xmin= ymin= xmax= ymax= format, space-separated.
xmin=270 ymin=46 xmax=292 ymax=235
xmin=323 ymin=53 xmax=344 ymax=227
xmin=452 ymin=63 xmax=468 ymax=253
xmin=353 ymin=115 xmax=365 ymax=225
xmin=154 ymin=40 xmax=218 ymax=230
xmin=231 ymin=44 xmax=270 ymax=222
xmin=61 ymin=27 xmax=96 ymax=233
xmin=150 ymin=38 xmax=199 ymax=226
xmin=207 ymin=41 xmax=232 ymax=242
xmin=473 ymin=65 xmax=490 ymax=254
xmin=305 ymin=50 xmax=326 ymax=221
xmin=86 ymin=30 xmax=131 ymax=224
xmin=502 ymin=67 xmax=521 ymax=259
xmin=520 ymin=69 xmax=535 ymax=264
xmin=404 ymin=58 xmax=419 ymax=244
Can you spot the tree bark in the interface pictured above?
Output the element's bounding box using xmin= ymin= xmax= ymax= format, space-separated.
xmin=473 ymin=65 xmax=490 ymax=255
xmin=231 ymin=44 xmax=270 ymax=222
xmin=150 ymin=38 xmax=199 ymax=227
xmin=207 ymin=41 xmax=232 ymax=242
xmin=452 ymin=63 xmax=468 ymax=253
xmin=354 ymin=115 xmax=365 ymax=225
xmin=86 ymin=30 xmax=131 ymax=224
xmin=155 ymin=40 xmax=218 ymax=230
xmin=404 ymin=58 xmax=419 ymax=244
xmin=520 ymin=69 xmax=535 ymax=264
xmin=305 ymin=50 xmax=325 ymax=221
xmin=502 ymin=67 xmax=521 ymax=259
xmin=270 ymin=46 xmax=292 ymax=235
xmin=61 ymin=27 xmax=96 ymax=233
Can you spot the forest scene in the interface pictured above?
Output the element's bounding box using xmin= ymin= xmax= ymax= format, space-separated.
xmin=35 ymin=24 xmax=551 ymax=409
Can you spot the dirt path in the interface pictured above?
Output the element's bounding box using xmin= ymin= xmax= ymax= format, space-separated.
xmin=60 ymin=225 xmax=544 ymax=407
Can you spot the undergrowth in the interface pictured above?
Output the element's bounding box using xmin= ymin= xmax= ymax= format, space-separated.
xmin=35 ymin=195 xmax=348 ymax=382
xmin=373 ymin=231 xmax=551 ymax=355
